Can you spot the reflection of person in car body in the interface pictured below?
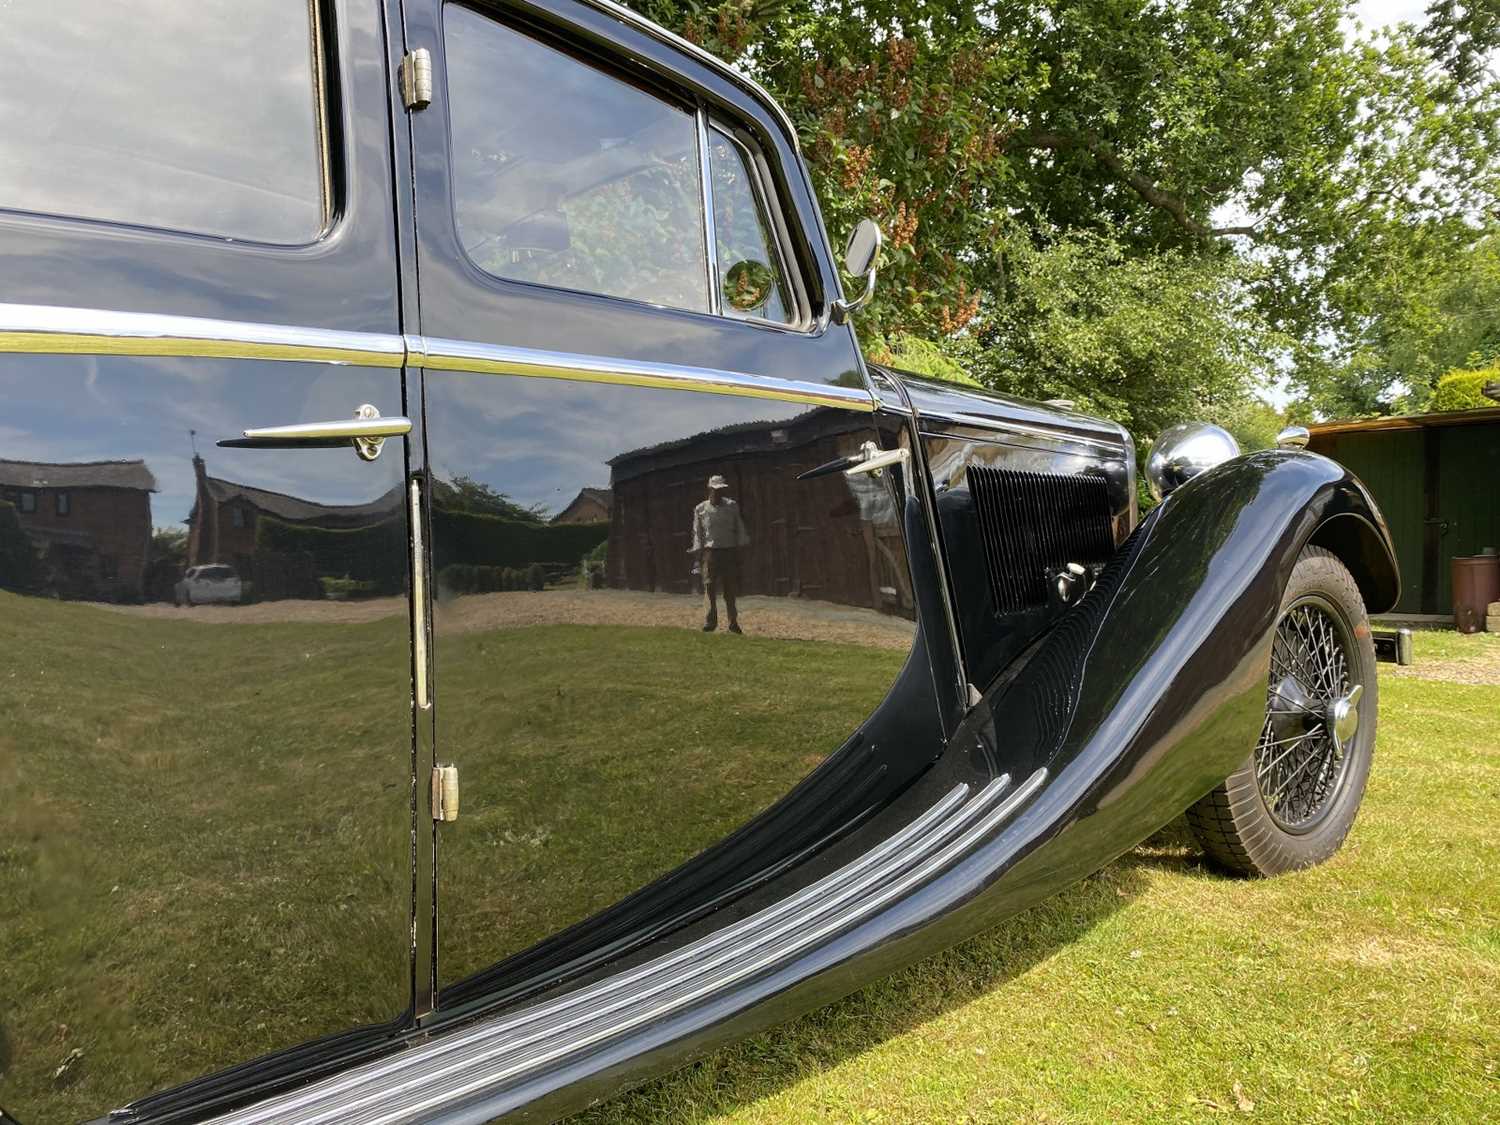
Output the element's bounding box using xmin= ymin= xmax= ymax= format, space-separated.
xmin=690 ymin=474 xmax=750 ymax=633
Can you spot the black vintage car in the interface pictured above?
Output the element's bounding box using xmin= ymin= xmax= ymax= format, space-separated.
xmin=0 ymin=2 xmax=1398 ymax=1122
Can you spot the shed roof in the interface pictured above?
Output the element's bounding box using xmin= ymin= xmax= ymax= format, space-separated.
xmin=0 ymin=458 xmax=157 ymax=491
xmin=1308 ymin=407 xmax=1500 ymax=437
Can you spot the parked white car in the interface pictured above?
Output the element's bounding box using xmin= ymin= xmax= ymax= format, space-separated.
xmin=174 ymin=564 xmax=243 ymax=606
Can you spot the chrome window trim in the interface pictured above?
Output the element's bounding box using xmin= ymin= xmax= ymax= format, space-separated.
xmin=696 ymin=109 xmax=723 ymax=317
xmin=0 ymin=303 xmax=876 ymax=412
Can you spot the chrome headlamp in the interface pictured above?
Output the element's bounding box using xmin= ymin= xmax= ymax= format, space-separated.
xmin=1145 ymin=422 xmax=1240 ymax=501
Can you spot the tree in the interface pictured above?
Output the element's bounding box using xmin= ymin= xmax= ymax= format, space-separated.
xmin=432 ymin=475 xmax=547 ymax=523
xmin=633 ymin=0 xmax=1500 ymax=422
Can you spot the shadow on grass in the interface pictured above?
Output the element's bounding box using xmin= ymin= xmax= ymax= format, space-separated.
xmin=573 ymin=817 xmax=1216 ymax=1123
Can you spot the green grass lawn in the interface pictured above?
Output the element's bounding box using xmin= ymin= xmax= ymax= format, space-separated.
xmin=0 ymin=591 xmax=901 ymax=1122
xmin=578 ymin=631 xmax=1500 ymax=1124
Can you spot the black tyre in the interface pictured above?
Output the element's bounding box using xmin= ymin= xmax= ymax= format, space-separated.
xmin=1187 ymin=546 xmax=1377 ymax=876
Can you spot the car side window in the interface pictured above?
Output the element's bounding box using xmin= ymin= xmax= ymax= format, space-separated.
xmin=0 ymin=0 xmax=328 ymax=244
xmin=445 ymin=4 xmax=710 ymax=312
xmin=708 ymin=126 xmax=794 ymax=324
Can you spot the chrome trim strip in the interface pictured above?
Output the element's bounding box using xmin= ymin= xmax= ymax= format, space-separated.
xmin=918 ymin=413 xmax=1127 ymax=452
xmin=409 ymin=480 xmax=430 ymax=713
xmin=0 ymin=303 xmax=405 ymax=367
xmin=0 ymin=304 xmax=876 ymax=411
xmin=209 ymin=769 xmax=1048 ymax=1125
xmin=408 ymin=334 xmax=877 ymax=411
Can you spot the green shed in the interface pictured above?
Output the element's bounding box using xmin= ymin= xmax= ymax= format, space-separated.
xmin=1308 ymin=407 xmax=1500 ymax=618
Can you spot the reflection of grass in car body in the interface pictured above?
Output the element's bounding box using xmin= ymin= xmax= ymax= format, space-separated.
xmin=436 ymin=623 xmax=906 ymax=985
xmin=0 ymin=591 xmax=902 ymax=1120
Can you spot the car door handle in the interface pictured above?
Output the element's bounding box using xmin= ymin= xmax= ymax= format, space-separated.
xmin=217 ymin=404 xmax=410 ymax=461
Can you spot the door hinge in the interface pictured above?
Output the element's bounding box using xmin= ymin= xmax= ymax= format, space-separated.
xmin=401 ymin=48 xmax=433 ymax=110
xmin=432 ymin=763 xmax=459 ymax=822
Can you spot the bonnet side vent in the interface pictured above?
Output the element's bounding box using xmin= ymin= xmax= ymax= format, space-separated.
xmin=968 ymin=466 xmax=1116 ymax=613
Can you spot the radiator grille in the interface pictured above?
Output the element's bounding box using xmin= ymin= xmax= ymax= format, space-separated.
xmin=967 ymin=465 xmax=1116 ymax=613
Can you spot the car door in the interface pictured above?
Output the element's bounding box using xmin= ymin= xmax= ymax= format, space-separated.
xmin=398 ymin=0 xmax=944 ymax=1014
xmin=0 ymin=2 xmax=418 ymax=1122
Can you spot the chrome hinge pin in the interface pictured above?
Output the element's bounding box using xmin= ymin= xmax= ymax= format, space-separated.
xmin=401 ymin=48 xmax=433 ymax=110
xmin=432 ymin=764 xmax=459 ymax=822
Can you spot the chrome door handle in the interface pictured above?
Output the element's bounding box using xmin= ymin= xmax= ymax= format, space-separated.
xmin=844 ymin=445 xmax=910 ymax=477
xmin=796 ymin=440 xmax=911 ymax=481
xmin=218 ymin=403 xmax=411 ymax=461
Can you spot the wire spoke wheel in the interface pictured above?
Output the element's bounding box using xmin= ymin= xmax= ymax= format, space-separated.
xmin=1255 ymin=596 xmax=1356 ymax=832
xmin=1187 ymin=546 xmax=1378 ymax=876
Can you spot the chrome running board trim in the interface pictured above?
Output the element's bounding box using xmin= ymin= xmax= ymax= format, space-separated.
xmin=207 ymin=769 xmax=1046 ymax=1125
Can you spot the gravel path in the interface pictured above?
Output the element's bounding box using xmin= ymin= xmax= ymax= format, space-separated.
xmin=101 ymin=589 xmax=916 ymax=650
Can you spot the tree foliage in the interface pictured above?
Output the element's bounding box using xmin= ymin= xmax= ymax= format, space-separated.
xmin=633 ymin=0 xmax=1500 ymax=427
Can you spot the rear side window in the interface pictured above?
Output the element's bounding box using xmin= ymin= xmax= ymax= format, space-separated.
xmin=0 ymin=0 xmax=328 ymax=244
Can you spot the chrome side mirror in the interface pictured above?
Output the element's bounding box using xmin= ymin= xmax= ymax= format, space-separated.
xmin=1276 ymin=425 xmax=1310 ymax=450
xmin=1145 ymin=422 xmax=1240 ymax=500
xmin=832 ymin=218 xmax=882 ymax=323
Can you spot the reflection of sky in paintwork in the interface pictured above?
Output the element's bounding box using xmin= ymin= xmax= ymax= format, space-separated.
xmin=1 ymin=0 xmax=322 ymax=244
xmin=0 ymin=356 xmax=405 ymax=528
xmin=424 ymin=374 xmax=821 ymax=516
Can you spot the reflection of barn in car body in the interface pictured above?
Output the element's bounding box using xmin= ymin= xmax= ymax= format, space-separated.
xmin=0 ymin=458 xmax=155 ymax=601
xmin=606 ymin=409 xmax=912 ymax=616
xmin=551 ymin=486 xmax=612 ymax=526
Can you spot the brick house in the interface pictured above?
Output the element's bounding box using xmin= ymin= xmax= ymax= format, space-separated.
xmin=185 ymin=455 xmax=404 ymax=599
xmin=0 ymin=458 xmax=156 ymax=601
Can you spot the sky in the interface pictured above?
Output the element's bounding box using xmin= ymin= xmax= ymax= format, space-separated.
xmin=1350 ymin=1 xmax=1433 ymax=30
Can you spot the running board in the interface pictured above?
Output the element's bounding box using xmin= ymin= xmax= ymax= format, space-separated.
xmin=205 ymin=769 xmax=1047 ymax=1125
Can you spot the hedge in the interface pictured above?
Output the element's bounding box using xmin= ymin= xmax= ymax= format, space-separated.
xmin=252 ymin=509 xmax=608 ymax=596
xmin=0 ymin=501 xmax=41 ymax=593
xmin=431 ymin=509 xmax=607 ymax=569
xmin=1425 ymin=365 xmax=1499 ymax=413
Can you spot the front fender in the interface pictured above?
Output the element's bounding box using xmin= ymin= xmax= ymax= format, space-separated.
xmin=845 ymin=450 xmax=1399 ymax=956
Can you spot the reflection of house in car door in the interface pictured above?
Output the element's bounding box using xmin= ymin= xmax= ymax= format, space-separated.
xmin=0 ymin=458 xmax=155 ymax=601
xmin=185 ymin=454 xmax=405 ymax=600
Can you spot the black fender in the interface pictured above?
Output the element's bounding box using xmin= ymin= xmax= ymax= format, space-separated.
xmin=277 ymin=453 xmax=1401 ymax=1124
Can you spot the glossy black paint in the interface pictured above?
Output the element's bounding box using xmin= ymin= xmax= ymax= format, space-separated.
xmin=436 ymin=452 xmax=1398 ymax=1123
xmin=418 ymin=377 xmax=942 ymax=1015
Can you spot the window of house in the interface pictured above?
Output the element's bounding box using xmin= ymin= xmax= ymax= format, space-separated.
xmin=19 ymin=492 xmax=36 ymax=514
xmin=231 ymin=506 xmax=246 ymax=529
xmin=100 ymin=555 xmax=118 ymax=580
xmin=55 ymin=492 xmax=70 ymax=517
xmin=444 ymin=5 xmax=803 ymax=323
xmin=1 ymin=0 xmax=329 ymax=244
